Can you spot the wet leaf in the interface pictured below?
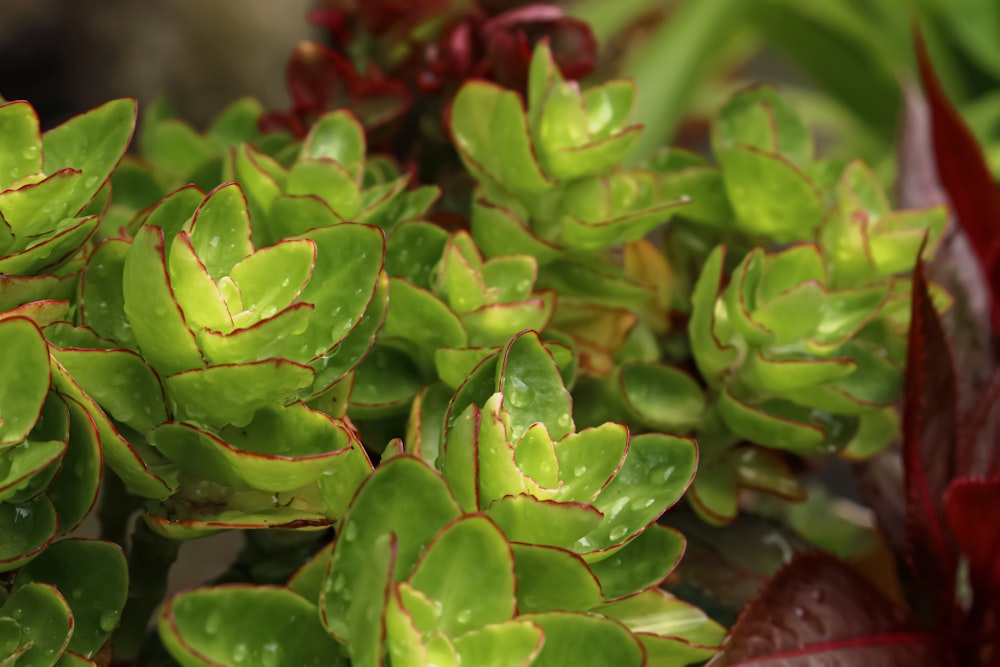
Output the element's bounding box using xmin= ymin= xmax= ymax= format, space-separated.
xmin=160 ymin=585 xmax=346 ymax=667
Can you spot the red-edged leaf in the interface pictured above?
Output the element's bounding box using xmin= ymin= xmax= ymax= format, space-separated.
xmin=708 ymin=553 xmax=942 ymax=666
xmin=944 ymin=477 xmax=1000 ymax=598
xmin=897 ymin=81 xmax=995 ymax=424
xmin=915 ymin=28 xmax=1000 ymax=334
xmin=902 ymin=257 xmax=960 ymax=618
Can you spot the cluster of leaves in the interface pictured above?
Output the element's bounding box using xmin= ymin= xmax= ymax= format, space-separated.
xmin=162 ymin=332 xmax=724 ymax=666
xmin=706 ymin=31 xmax=1000 ymax=667
xmin=0 ymin=8 xmax=970 ymax=667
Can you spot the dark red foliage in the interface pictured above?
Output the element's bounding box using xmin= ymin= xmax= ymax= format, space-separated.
xmin=902 ymin=256 xmax=960 ymax=623
xmin=258 ymin=42 xmax=411 ymax=139
xmin=914 ymin=29 xmax=1000 ymax=335
xmin=708 ymin=553 xmax=942 ymax=666
xmin=261 ymin=2 xmax=596 ymax=156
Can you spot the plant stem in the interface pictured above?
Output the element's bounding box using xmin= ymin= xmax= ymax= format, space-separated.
xmin=99 ymin=472 xmax=141 ymax=547
xmin=113 ymin=518 xmax=181 ymax=661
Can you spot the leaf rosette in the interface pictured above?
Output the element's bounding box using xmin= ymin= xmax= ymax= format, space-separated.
xmin=229 ymin=110 xmax=438 ymax=247
xmin=349 ymin=223 xmax=562 ymax=419
xmin=0 ymin=98 xmax=135 ymax=321
xmin=67 ymin=182 xmax=387 ymax=534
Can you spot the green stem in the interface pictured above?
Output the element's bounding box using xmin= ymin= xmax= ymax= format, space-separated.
xmin=98 ymin=472 xmax=141 ymax=547
xmin=113 ymin=519 xmax=181 ymax=661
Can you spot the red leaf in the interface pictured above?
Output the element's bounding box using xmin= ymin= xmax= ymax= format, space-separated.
xmin=707 ymin=552 xmax=943 ymax=666
xmin=944 ymin=477 xmax=1000 ymax=598
xmin=902 ymin=257 xmax=960 ymax=618
xmin=915 ymin=28 xmax=1000 ymax=334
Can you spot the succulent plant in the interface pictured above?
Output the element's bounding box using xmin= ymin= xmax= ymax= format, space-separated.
xmin=159 ymin=332 xmax=723 ymax=667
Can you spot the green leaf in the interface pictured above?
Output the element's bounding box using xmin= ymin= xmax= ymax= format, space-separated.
xmin=46 ymin=397 xmax=101 ymax=534
xmin=187 ymin=184 xmax=255 ymax=281
xmin=50 ymin=349 xmax=167 ymax=435
xmin=263 ymin=195 xmax=341 ymax=245
xmin=0 ymin=441 xmax=65 ymax=504
xmin=308 ymin=271 xmax=389 ymax=397
xmin=137 ymin=184 xmax=205 ymax=242
xmin=385 ymin=222 xmax=449 ymax=289
xmin=303 ymin=111 xmax=366 ymax=177
xmin=435 ymin=347 xmax=500 ymax=390
xmin=0 ymin=318 xmax=50 ymax=447
xmin=160 ymin=586 xmax=346 ymax=667
xmin=587 ymin=524 xmax=685 ymax=599
xmin=451 ymin=82 xmax=552 ymax=195
xmin=123 ymin=225 xmax=205 ymax=376
xmin=717 ymin=389 xmax=826 ymax=454
xmin=164 ymin=360 xmax=315 ymax=429
xmin=322 ymin=456 xmax=460 ymax=640
xmin=717 ymin=146 xmax=823 ymax=242
xmin=688 ymin=247 xmax=737 ymax=385
xmin=49 ymin=362 xmax=177 ymax=500
xmin=618 ymin=363 xmax=705 ymax=432
xmin=409 ymin=515 xmax=516 ymax=635
xmin=207 ymin=97 xmax=263 ymax=148
xmin=463 ymin=298 xmax=555 ymax=348
xmin=657 ymin=167 xmax=734 ymax=226
xmin=497 ymin=331 xmax=574 ymax=441
xmin=294 ymin=223 xmax=386 ymax=359
xmin=577 ymin=433 xmax=696 ymax=553
xmin=520 ymin=612 xmax=644 ymax=667
xmin=0 ymin=582 xmax=72 ymax=667
xmin=511 ymin=543 xmax=603 ymax=613
xmin=151 ymin=403 xmax=354 ymax=492
xmin=553 ymin=424 xmax=628 ymax=503
xmin=0 ymin=275 xmax=66 ymax=313
xmin=381 ymin=278 xmax=467 ymax=365
xmin=470 ymin=199 xmax=563 ymax=265
xmin=713 ymin=86 xmax=811 ymax=164
xmin=287 ymin=160 xmax=361 ymax=219
xmin=141 ymin=118 xmax=214 ymax=178
xmin=230 ymin=239 xmax=315 ymax=323
xmin=0 ymin=497 xmax=57 ymax=572
xmin=486 ymin=496 xmax=603 ymax=550
xmin=742 ymin=352 xmax=856 ymax=394
xmin=0 ymin=101 xmax=42 ymax=190
xmin=80 ymin=239 xmax=134 ymax=347
xmin=405 ymin=382 xmax=452 ymax=469
xmin=600 ymin=589 xmax=724 ymax=665
xmin=42 ymin=99 xmax=136 ymax=213
xmin=349 ymin=346 xmax=424 ymax=419
xmin=0 ymin=215 xmax=99 ymax=276
xmin=452 ymin=621 xmax=543 ymax=667
xmin=14 ymin=540 xmax=127 ymax=658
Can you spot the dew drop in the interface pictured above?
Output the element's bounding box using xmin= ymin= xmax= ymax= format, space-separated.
xmin=506 ymin=376 xmax=531 ymax=408
xmin=99 ymin=609 xmax=120 ymax=632
xmin=204 ymin=610 xmax=222 ymax=635
xmin=456 ymin=609 xmax=472 ymax=624
xmin=609 ymin=525 xmax=629 ymax=541
xmin=232 ymin=643 xmax=249 ymax=663
xmin=573 ymin=465 xmax=588 ymax=477
xmin=342 ymin=521 xmax=358 ymax=542
xmin=260 ymin=642 xmax=283 ymax=667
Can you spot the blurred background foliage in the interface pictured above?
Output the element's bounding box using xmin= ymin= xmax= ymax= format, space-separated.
xmin=5 ymin=0 xmax=999 ymax=187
